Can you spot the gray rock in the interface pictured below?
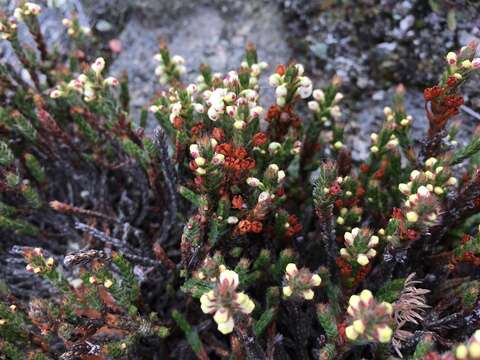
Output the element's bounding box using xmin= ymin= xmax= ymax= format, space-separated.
xmin=399 ymin=14 xmax=415 ymax=33
xmin=109 ymin=2 xmax=291 ymax=121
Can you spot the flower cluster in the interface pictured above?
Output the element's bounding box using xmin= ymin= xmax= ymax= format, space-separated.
xmin=307 ymin=88 xmax=342 ymax=121
xmin=62 ymin=16 xmax=91 ymax=38
xmin=13 ymin=2 xmax=41 ymax=22
xmin=339 ymin=227 xmax=379 ymax=267
xmin=50 ymin=57 xmax=118 ymax=101
xmin=282 ymin=263 xmax=321 ymax=300
xmin=424 ymin=41 xmax=480 ymax=140
xmin=0 ymin=17 xmax=18 ymax=40
xmin=23 ymin=247 xmax=55 ymax=274
xmin=154 ymin=47 xmax=186 ymax=85
xmin=345 ymin=290 xmax=393 ymax=344
xmin=389 ymin=185 xmax=441 ymax=243
xmin=269 ymin=64 xmax=313 ymax=106
xmin=199 ymin=269 xmax=255 ymax=334
xmin=398 ymin=160 xmax=457 ymax=198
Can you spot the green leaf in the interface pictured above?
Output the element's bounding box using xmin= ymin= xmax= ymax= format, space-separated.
xmin=254 ymin=308 xmax=275 ymax=337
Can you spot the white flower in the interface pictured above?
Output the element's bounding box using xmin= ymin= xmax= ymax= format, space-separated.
xmin=258 ymin=191 xmax=271 ymax=203
xmin=13 ymin=8 xmax=24 ymax=21
xmin=74 ymin=75 xmax=87 ymax=86
xmin=344 ymin=231 xmax=355 ymax=246
xmin=104 ymin=77 xmax=119 ymax=87
xmin=297 ymin=80 xmax=313 ymax=98
xmin=308 ymin=101 xmax=320 ymax=112
xmin=368 ymin=235 xmax=379 ymax=247
xmin=212 ymin=153 xmax=225 ymax=165
xmin=473 ymin=58 xmax=480 ymax=69
xmin=237 ymin=293 xmax=255 ymax=314
xmin=193 ymin=103 xmax=205 ymax=113
xmin=186 ymin=83 xmax=197 ymax=95
xmin=50 ymin=89 xmax=63 ymax=99
xmin=398 ymin=183 xmax=410 ymax=195
xmin=250 ymin=106 xmax=263 ymax=118
xmin=233 ymin=120 xmax=245 ymax=130
xmin=285 ymin=263 xmax=298 ymax=277
xmin=195 ymin=157 xmax=206 ymax=166
xmin=269 ymin=73 xmax=282 ymax=87
xmin=223 ymin=91 xmax=236 ymax=102
xmin=406 ymin=211 xmax=419 ymax=223
xmin=283 ymin=286 xmax=293 ymax=297
xmin=277 ymin=170 xmax=286 ymax=183
xmin=189 ymin=144 xmax=200 ymax=158
xmin=313 ymin=89 xmax=325 ymax=102
xmin=226 ymin=105 xmax=237 ymax=117
xmin=268 ymin=142 xmax=281 ymax=154
xmin=149 ymin=105 xmax=159 ymax=113
xmin=217 ymin=317 xmax=235 ymax=334
xmin=219 ymin=270 xmax=239 ymax=288
xmin=208 ymin=107 xmax=220 ymax=121
xmin=334 ymin=92 xmax=344 ymax=103
xmin=416 ymin=185 xmax=430 ymax=197
xmin=227 ymin=216 xmax=239 ymax=224
xmin=275 ymin=85 xmax=288 ymax=97
xmin=446 ymin=51 xmax=457 ymax=65
xmin=340 ymin=248 xmax=349 ymax=257
xmin=425 ymin=157 xmax=438 ymax=167
xmin=213 ymin=308 xmax=230 ymax=324
xmin=410 ymin=170 xmax=420 ymax=180
xmin=447 ymin=177 xmax=457 ymax=186
xmin=295 ymin=63 xmax=304 ymax=75
xmin=276 ymin=97 xmax=286 ymax=106
xmin=246 ymin=177 xmax=261 ymax=187
xmin=303 ymin=289 xmax=314 ymax=300
xmin=330 ymin=105 xmax=342 ymax=119
xmin=191 ymin=298 xmax=213 ymax=320
xmin=91 ymin=57 xmax=105 ymax=75
xmin=172 ymin=55 xmax=185 ymax=65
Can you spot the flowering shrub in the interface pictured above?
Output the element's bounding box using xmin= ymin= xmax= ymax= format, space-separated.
xmin=2 ymin=2 xmax=480 ymax=359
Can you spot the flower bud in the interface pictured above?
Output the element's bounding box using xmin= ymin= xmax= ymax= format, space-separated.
xmin=91 ymin=57 xmax=105 ymax=74
xmin=357 ymin=254 xmax=369 ymax=266
xmin=376 ymin=325 xmax=393 ymax=343
xmin=194 ymin=157 xmax=206 ymax=166
xmin=189 ymin=144 xmax=200 ymax=158
xmin=269 ymin=73 xmax=282 ymax=87
xmin=212 ymin=153 xmax=225 ymax=165
xmin=345 ymin=325 xmax=359 ymax=340
xmin=398 ymin=183 xmax=410 ymax=195
xmin=303 ymin=289 xmax=314 ymax=300
xmin=50 ymin=89 xmax=63 ymax=99
xmin=285 ymin=263 xmax=298 ymax=277
xmin=246 ymin=177 xmax=261 ymax=187
xmin=227 ymin=216 xmax=239 ymax=224
xmin=276 ymin=85 xmax=288 ymax=97
xmin=233 ymin=120 xmax=245 ymax=130
xmin=446 ymin=51 xmax=457 ymax=65
xmin=308 ymin=101 xmax=320 ymax=112
xmin=406 ymin=211 xmax=419 ymax=223
xmin=104 ymin=77 xmax=119 ymax=87
xmin=283 ymin=286 xmax=293 ymax=297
